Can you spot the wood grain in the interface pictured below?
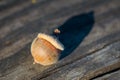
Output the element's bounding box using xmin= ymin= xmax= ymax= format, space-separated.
xmin=32 ymin=41 xmax=120 ymax=80
xmin=0 ymin=0 xmax=120 ymax=80
xmin=93 ymin=70 xmax=120 ymax=80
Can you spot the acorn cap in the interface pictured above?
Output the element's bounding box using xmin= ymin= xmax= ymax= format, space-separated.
xmin=37 ymin=33 xmax=64 ymax=50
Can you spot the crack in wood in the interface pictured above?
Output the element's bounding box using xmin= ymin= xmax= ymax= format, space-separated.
xmin=79 ymin=62 xmax=120 ymax=80
xmin=90 ymin=68 xmax=120 ymax=80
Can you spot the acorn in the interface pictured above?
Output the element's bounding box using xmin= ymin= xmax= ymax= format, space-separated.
xmin=31 ymin=33 xmax=64 ymax=66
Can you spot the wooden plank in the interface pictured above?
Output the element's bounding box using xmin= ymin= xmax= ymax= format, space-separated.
xmin=0 ymin=0 xmax=26 ymax=11
xmin=0 ymin=0 xmax=119 ymax=39
xmin=0 ymin=31 xmax=120 ymax=80
xmin=33 ymin=41 xmax=120 ymax=80
xmin=93 ymin=70 xmax=120 ymax=80
xmin=0 ymin=0 xmax=119 ymax=60
xmin=0 ymin=0 xmax=120 ymax=80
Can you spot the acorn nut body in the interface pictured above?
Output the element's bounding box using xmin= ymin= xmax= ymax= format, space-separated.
xmin=31 ymin=33 xmax=64 ymax=66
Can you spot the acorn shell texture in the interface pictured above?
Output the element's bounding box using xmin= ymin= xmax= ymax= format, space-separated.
xmin=31 ymin=33 xmax=64 ymax=66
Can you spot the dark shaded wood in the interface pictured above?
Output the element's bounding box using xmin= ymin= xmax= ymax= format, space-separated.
xmin=0 ymin=0 xmax=120 ymax=80
xmin=0 ymin=0 xmax=27 ymax=11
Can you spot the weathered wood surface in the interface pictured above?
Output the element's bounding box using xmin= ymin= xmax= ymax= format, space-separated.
xmin=34 ymin=41 xmax=120 ymax=80
xmin=93 ymin=70 xmax=120 ymax=80
xmin=0 ymin=0 xmax=120 ymax=80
